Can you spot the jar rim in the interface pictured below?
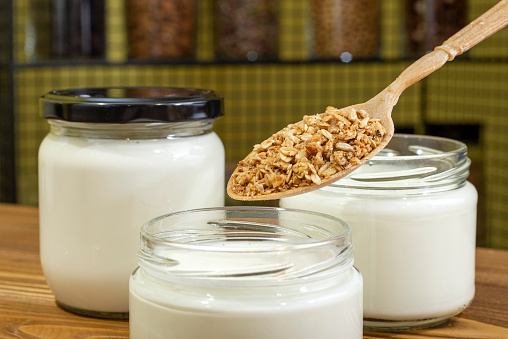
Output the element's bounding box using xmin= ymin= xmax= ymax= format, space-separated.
xmin=141 ymin=206 xmax=351 ymax=253
xmin=138 ymin=207 xmax=353 ymax=285
xmin=324 ymin=134 xmax=470 ymax=191
xmin=40 ymin=87 xmax=224 ymax=123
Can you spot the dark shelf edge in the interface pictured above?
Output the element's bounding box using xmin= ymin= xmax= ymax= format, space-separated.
xmin=12 ymin=56 xmax=508 ymax=70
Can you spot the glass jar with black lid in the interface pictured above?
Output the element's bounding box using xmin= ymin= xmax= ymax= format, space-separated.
xmin=38 ymin=87 xmax=225 ymax=318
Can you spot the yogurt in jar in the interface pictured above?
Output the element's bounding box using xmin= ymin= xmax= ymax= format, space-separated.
xmin=281 ymin=134 xmax=477 ymax=330
xmin=129 ymin=207 xmax=363 ymax=338
xmin=38 ymin=87 xmax=225 ymax=318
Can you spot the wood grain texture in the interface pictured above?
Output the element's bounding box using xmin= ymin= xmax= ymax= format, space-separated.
xmin=1 ymin=203 xmax=507 ymax=338
xmin=0 ymin=204 xmax=128 ymax=339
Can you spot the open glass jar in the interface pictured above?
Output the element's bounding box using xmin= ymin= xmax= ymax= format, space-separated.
xmin=38 ymin=87 xmax=225 ymax=318
xmin=129 ymin=207 xmax=363 ymax=339
xmin=281 ymin=134 xmax=477 ymax=331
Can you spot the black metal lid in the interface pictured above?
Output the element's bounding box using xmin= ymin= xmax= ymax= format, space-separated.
xmin=40 ymin=87 xmax=224 ymax=123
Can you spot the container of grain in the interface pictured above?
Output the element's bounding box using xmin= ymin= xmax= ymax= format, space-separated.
xmin=212 ymin=0 xmax=279 ymax=61
xmin=405 ymin=0 xmax=467 ymax=57
xmin=125 ymin=0 xmax=197 ymax=60
xmin=310 ymin=0 xmax=380 ymax=60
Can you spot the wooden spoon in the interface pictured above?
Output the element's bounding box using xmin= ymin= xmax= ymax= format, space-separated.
xmin=228 ymin=0 xmax=508 ymax=201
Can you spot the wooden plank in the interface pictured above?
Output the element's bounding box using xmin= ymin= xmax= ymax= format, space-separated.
xmin=0 ymin=203 xmax=507 ymax=338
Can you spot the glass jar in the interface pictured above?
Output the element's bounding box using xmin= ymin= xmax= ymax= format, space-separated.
xmin=129 ymin=207 xmax=363 ymax=339
xmin=38 ymin=87 xmax=225 ymax=319
xmin=405 ymin=0 xmax=467 ymax=57
xmin=281 ymin=134 xmax=477 ymax=331
xmin=310 ymin=0 xmax=380 ymax=61
xmin=125 ymin=0 xmax=197 ymax=60
xmin=25 ymin=0 xmax=105 ymax=62
xmin=213 ymin=0 xmax=279 ymax=61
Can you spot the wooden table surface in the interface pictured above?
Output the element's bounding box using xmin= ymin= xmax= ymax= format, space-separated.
xmin=1 ymin=203 xmax=508 ymax=339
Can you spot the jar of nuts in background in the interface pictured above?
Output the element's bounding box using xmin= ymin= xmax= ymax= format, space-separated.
xmin=125 ymin=0 xmax=197 ymax=60
xmin=213 ymin=0 xmax=279 ymax=62
xmin=405 ymin=0 xmax=467 ymax=57
xmin=310 ymin=0 xmax=380 ymax=61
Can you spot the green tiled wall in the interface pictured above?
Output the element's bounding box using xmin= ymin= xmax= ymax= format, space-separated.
xmin=8 ymin=0 xmax=508 ymax=249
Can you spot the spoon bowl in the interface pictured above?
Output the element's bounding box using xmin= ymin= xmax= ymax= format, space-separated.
xmin=228 ymin=0 xmax=508 ymax=201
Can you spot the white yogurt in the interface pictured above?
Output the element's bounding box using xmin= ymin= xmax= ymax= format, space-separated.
xmin=130 ymin=267 xmax=362 ymax=339
xmin=281 ymin=134 xmax=478 ymax=330
xmin=39 ymin=131 xmax=224 ymax=314
xmin=129 ymin=207 xmax=363 ymax=339
xmin=38 ymin=87 xmax=226 ymax=318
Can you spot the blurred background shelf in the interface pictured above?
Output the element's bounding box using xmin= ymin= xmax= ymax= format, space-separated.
xmin=1 ymin=0 xmax=508 ymax=249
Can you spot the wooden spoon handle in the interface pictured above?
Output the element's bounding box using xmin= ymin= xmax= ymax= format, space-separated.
xmin=385 ymin=0 xmax=508 ymax=101
xmin=437 ymin=0 xmax=508 ymax=60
